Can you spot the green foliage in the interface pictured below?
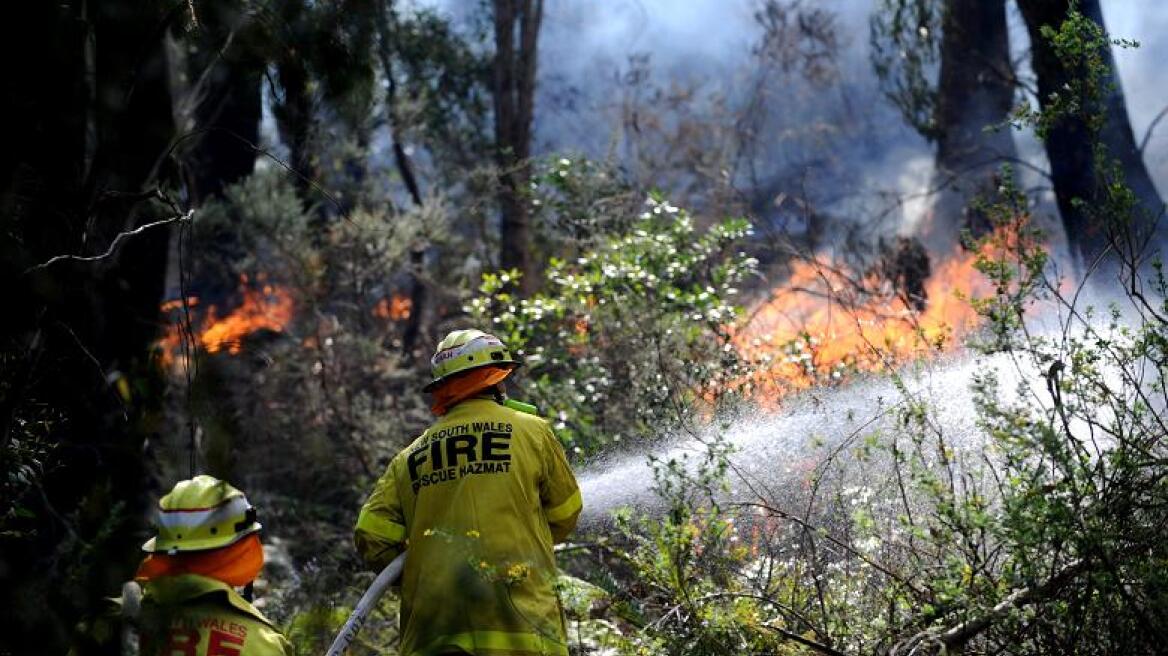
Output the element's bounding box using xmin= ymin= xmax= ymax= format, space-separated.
xmin=529 ymin=156 xmax=640 ymax=259
xmin=468 ymin=195 xmax=757 ymax=454
xmin=94 ymin=6 xmax=1168 ymax=656
xmin=964 ymin=167 xmax=1050 ymax=352
xmin=956 ymin=186 xmax=1168 ymax=651
xmin=281 ymin=591 xmax=400 ymax=656
xmin=568 ymin=12 xmax=1168 ymax=655
xmin=261 ymin=0 xmax=379 ymax=127
xmin=605 ymin=429 xmax=796 ymax=656
xmin=388 ymin=5 xmax=493 ymax=172
xmin=1012 ymin=9 xmax=1138 ymax=143
xmin=0 ymin=359 xmax=56 ymax=540
xmin=836 ymin=11 xmax=1168 ymax=653
xmin=870 ymin=0 xmax=943 ymax=140
xmin=169 ymin=169 xmax=450 ymax=647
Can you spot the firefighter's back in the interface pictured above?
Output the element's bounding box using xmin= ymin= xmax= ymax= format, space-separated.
xmin=135 ymin=574 xmax=291 ymax=655
xmin=393 ymin=398 xmax=574 ymax=656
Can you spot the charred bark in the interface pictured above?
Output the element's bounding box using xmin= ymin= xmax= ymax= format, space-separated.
xmin=492 ymin=0 xmax=543 ymax=293
xmin=922 ymin=0 xmax=1017 ymax=255
xmin=1017 ymin=0 xmax=1166 ymax=268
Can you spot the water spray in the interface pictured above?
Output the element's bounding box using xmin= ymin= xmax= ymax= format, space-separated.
xmin=573 ymin=352 xmax=1041 ymax=525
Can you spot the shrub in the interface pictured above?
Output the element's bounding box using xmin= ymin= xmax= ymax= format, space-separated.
xmin=469 ymin=195 xmax=757 ymax=455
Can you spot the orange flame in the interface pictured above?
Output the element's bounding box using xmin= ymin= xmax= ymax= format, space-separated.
xmin=199 ymin=283 xmax=294 ymax=355
xmin=160 ymin=297 xmax=199 ymax=312
xmin=733 ymin=231 xmax=1018 ymax=402
xmin=155 ymin=274 xmax=295 ymax=368
xmin=373 ymin=294 xmax=412 ymax=321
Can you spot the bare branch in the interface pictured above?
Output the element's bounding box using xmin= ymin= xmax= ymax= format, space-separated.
xmin=1139 ymin=103 xmax=1168 ymax=154
xmin=760 ymin=621 xmax=849 ymax=656
xmin=165 ymin=127 xmax=347 ymax=219
xmin=734 ymin=501 xmax=928 ymax=599
xmin=23 ymin=210 xmax=193 ymax=275
xmin=186 ymin=0 xmax=199 ymax=28
xmin=56 ymin=321 xmax=128 ymax=421
xmin=889 ymin=559 xmax=1087 ymax=655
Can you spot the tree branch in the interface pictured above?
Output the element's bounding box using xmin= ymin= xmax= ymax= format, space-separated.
xmin=889 ymin=559 xmax=1087 ymax=655
xmin=760 ymin=621 xmax=849 ymax=656
xmin=1139 ymin=103 xmax=1168 ymax=154
xmin=23 ymin=210 xmax=193 ymax=275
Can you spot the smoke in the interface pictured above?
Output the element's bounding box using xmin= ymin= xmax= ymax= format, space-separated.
xmin=412 ymin=0 xmax=1167 ymax=233
xmin=1100 ymin=0 xmax=1168 ymax=187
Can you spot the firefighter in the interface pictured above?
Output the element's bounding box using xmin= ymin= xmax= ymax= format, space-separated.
xmin=355 ymin=329 xmax=583 ymax=656
xmin=72 ymin=475 xmax=292 ymax=655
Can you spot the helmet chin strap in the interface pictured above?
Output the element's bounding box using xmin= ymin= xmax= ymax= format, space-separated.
xmin=491 ymin=382 xmax=508 ymax=405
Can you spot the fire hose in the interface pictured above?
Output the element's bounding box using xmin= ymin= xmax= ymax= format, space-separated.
xmin=325 ymin=550 xmax=408 ymax=656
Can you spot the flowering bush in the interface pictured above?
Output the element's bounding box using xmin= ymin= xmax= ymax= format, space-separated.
xmin=469 ymin=195 xmax=757 ymax=455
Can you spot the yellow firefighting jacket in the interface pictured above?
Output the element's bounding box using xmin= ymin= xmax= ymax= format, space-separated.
xmin=355 ymin=397 xmax=583 ymax=656
xmin=72 ymin=574 xmax=292 ymax=655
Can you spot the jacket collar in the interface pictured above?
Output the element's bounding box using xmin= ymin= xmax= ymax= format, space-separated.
xmin=143 ymin=574 xmax=275 ymax=627
xmin=444 ymin=395 xmax=501 ymax=415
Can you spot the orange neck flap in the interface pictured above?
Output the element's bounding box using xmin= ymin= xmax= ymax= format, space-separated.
xmin=430 ymin=366 xmax=513 ymax=416
xmin=136 ymin=533 xmax=264 ymax=588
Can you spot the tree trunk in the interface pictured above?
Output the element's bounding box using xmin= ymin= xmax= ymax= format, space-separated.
xmin=492 ymin=0 xmax=542 ymax=293
xmin=180 ymin=0 xmax=263 ymax=204
xmin=0 ymin=1 xmax=177 ymax=651
xmin=1017 ymin=0 xmax=1166 ymax=268
xmin=921 ymin=0 xmax=1017 ymax=258
xmin=273 ymin=0 xmax=320 ymax=211
xmin=376 ymin=1 xmax=428 ymax=360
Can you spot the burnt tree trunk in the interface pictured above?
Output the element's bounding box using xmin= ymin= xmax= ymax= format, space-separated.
xmin=492 ymin=0 xmax=542 ymax=293
xmin=1018 ymin=0 xmax=1166 ymax=269
xmin=922 ymin=0 xmax=1017 ymax=258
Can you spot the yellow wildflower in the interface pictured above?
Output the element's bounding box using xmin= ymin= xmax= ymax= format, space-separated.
xmin=506 ymin=563 xmax=530 ymax=583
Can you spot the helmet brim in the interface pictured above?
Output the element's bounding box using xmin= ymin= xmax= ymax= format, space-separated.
xmin=423 ymin=360 xmax=521 ymax=392
xmin=141 ymin=521 xmax=263 ymax=553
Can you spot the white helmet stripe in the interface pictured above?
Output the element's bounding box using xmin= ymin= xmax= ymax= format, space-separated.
xmin=157 ymin=495 xmax=250 ymax=531
xmin=431 ymin=336 xmax=503 ymax=367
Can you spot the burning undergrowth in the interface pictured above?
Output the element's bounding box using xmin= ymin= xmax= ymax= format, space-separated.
xmin=154 ymin=275 xmax=413 ymax=371
xmin=148 ymin=171 xmax=441 ymax=522
xmin=155 ymin=273 xmax=295 ymax=370
xmin=732 ymin=219 xmax=1036 ymax=401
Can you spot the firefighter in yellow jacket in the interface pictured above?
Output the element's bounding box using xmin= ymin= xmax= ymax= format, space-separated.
xmin=72 ymin=475 xmax=292 ymax=655
xmin=355 ymin=329 xmax=583 ymax=656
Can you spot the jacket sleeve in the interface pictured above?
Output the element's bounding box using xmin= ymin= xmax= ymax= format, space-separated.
xmin=539 ymin=424 xmax=582 ymax=543
xmin=354 ymin=456 xmax=408 ymax=569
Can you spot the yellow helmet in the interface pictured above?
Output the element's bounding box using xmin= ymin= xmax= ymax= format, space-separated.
xmin=142 ymin=475 xmax=262 ymax=554
xmin=423 ymin=329 xmax=522 ymax=392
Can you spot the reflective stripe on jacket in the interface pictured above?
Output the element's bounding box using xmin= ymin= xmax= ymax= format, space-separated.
xmin=355 ymin=397 xmax=583 ymax=656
